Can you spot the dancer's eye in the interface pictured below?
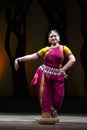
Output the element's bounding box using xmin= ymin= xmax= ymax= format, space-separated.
xmin=49 ymin=35 xmax=57 ymax=38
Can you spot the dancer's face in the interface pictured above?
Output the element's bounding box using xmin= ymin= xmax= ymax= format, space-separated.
xmin=48 ymin=31 xmax=60 ymax=46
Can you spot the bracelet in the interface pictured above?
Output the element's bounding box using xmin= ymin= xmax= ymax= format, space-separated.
xmin=17 ymin=58 xmax=21 ymax=62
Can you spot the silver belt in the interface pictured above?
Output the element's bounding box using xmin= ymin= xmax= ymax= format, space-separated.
xmin=39 ymin=64 xmax=61 ymax=76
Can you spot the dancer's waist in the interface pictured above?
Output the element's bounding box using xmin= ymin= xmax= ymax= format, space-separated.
xmin=39 ymin=64 xmax=61 ymax=76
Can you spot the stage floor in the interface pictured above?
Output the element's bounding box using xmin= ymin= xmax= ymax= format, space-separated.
xmin=0 ymin=113 xmax=86 ymax=130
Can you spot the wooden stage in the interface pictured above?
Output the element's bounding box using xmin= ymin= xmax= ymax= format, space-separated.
xmin=0 ymin=113 xmax=86 ymax=130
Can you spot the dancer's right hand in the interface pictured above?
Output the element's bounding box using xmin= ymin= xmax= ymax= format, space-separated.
xmin=14 ymin=59 xmax=19 ymax=71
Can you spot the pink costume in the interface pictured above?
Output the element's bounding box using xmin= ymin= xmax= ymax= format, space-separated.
xmin=31 ymin=45 xmax=72 ymax=118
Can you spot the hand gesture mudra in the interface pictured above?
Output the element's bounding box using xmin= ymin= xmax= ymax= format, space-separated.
xmin=14 ymin=59 xmax=19 ymax=71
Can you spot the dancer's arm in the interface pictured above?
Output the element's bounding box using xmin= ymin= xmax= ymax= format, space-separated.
xmin=60 ymin=54 xmax=76 ymax=78
xmin=60 ymin=46 xmax=76 ymax=78
xmin=14 ymin=53 xmax=38 ymax=70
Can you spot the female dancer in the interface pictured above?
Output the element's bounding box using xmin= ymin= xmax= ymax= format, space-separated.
xmin=14 ymin=30 xmax=76 ymax=118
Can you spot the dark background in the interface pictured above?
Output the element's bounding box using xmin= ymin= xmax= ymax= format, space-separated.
xmin=0 ymin=0 xmax=87 ymax=114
